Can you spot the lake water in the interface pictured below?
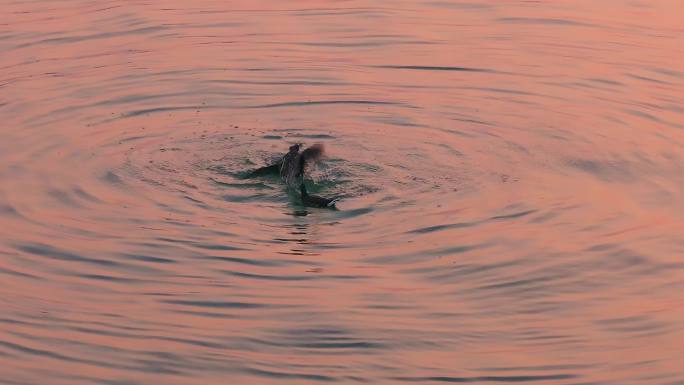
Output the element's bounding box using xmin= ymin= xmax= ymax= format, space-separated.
xmin=1 ymin=1 xmax=683 ymax=384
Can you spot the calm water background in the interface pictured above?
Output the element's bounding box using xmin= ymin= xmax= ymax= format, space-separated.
xmin=1 ymin=1 xmax=683 ymax=384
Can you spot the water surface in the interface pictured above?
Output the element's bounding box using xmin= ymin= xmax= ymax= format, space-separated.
xmin=1 ymin=1 xmax=684 ymax=384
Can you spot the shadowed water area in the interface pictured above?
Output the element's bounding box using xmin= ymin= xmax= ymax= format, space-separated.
xmin=1 ymin=1 xmax=684 ymax=384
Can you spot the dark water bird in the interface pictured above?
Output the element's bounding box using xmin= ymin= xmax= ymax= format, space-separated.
xmin=246 ymin=143 xmax=338 ymax=208
xmin=247 ymin=143 xmax=324 ymax=186
xmin=300 ymin=183 xmax=339 ymax=209
xmin=280 ymin=143 xmax=325 ymax=186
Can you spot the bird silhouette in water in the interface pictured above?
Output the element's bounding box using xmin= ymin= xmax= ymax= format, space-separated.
xmin=247 ymin=143 xmax=338 ymax=209
xmin=300 ymin=182 xmax=339 ymax=208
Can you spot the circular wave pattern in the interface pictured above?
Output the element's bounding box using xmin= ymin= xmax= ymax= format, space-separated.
xmin=1 ymin=1 xmax=683 ymax=384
